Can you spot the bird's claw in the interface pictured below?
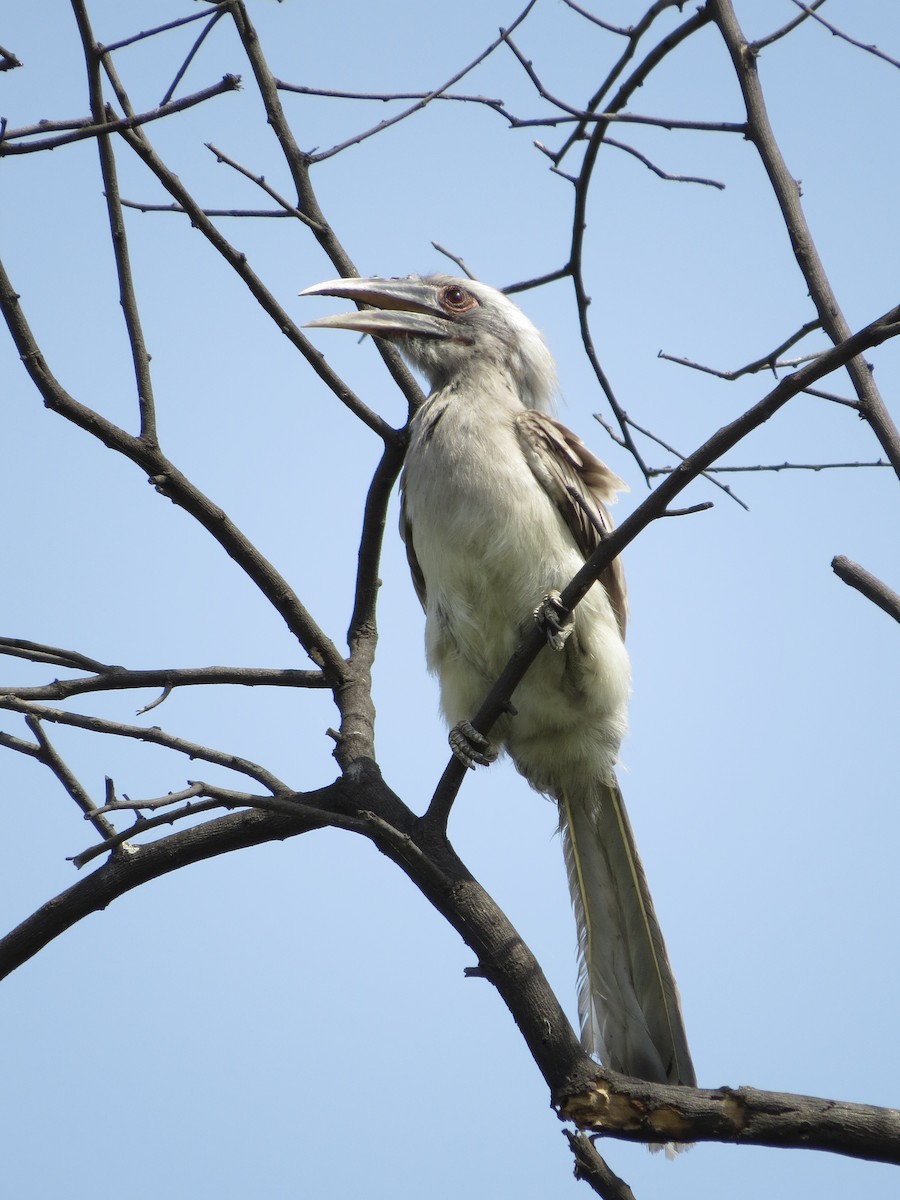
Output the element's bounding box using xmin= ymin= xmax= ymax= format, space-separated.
xmin=449 ymin=720 xmax=499 ymax=770
xmin=534 ymin=590 xmax=573 ymax=651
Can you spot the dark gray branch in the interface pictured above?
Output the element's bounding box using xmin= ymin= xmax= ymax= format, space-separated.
xmin=710 ymin=0 xmax=900 ymax=479
xmin=0 ymin=75 xmax=240 ymax=155
xmin=832 ymin=556 xmax=900 ymax=624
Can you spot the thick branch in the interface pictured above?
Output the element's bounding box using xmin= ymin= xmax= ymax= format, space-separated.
xmin=832 ymin=556 xmax=900 ymax=624
xmin=560 ymin=1076 xmax=900 ymax=1165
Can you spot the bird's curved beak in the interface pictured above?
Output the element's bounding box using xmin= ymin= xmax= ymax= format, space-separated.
xmin=300 ymin=276 xmax=454 ymax=340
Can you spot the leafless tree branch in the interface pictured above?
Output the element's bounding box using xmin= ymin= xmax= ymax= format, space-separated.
xmin=787 ymin=1 xmax=900 ymax=70
xmin=832 ymin=556 xmax=900 ymax=624
xmin=709 ymin=0 xmax=900 ymax=480
xmin=0 ymin=75 xmax=241 ymax=155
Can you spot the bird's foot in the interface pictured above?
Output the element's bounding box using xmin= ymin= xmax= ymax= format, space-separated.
xmin=449 ymin=720 xmax=499 ymax=770
xmin=534 ymin=590 xmax=573 ymax=651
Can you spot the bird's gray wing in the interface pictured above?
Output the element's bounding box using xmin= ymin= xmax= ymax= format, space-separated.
xmin=514 ymin=409 xmax=628 ymax=638
xmin=399 ymin=486 xmax=427 ymax=610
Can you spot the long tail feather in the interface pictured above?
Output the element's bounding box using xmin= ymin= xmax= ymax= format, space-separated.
xmin=560 ymin=780 xmax=695 ymax=1086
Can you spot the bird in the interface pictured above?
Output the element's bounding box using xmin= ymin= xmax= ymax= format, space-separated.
xmin=301 ymin=273 xmax=695 ymax=1087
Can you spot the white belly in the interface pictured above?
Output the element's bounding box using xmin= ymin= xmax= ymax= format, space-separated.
xmin=402 ymin=385 xmax=631 ymax=792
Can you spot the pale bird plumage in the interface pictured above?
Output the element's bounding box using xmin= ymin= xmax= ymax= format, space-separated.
xmin=302 ymin=274 xmax=695 ymax=1089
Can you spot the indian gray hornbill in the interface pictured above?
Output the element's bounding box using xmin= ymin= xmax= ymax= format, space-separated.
xmin=302 ymin=274 xmax=695 ymax=1088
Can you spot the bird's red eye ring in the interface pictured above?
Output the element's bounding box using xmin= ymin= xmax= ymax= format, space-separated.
xmin=440 ymin=285 xmax=476 ymax=312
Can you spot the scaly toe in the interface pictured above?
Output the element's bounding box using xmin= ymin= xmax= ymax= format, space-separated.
xmin=534 ymin=590 xmax=574 ymax=651
xmin=449 ymin=719 xmax=499 ymax=769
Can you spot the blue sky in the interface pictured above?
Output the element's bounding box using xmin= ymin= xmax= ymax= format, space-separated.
xmin=1 ymin=3 xmax=899 ymax=1197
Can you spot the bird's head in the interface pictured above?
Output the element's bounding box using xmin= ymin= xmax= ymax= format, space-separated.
xmin=301 ymin=274 xmax=557 ymax=412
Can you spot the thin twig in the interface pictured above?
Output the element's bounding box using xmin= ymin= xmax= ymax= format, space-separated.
xmin=565 ymin=5 xmax=716 ymax=482
xmin=97 ymin=8 xmax=222 ymax=56
xmin=787 ymin=1 xmax=900 ymax=69
xmin=120 ymin=200 xmax=293 ymax=218
xmin=431 ymin=243 xmax=479 ymax=280
xmin=0 ymin=252 xmax=348 ymax=685
xmin=0 ymin=696 xmax=290 ymax=794
xmin=303 ymin=0 xmax=540 ymax=163
xmin=658 ymin=319 xmax=822 ymax=380
xmin=205 ymin=141 xmax=324 ymax=230
xmin=0 ymin=636 xmax=110 ymax=673
xmin=3 ymin=665 xmax=327 ymax=705
xmin=651 ymin=460 xmax=891 ymax=475
xmin=25 ymin=715 xmax=118 ymax=841
xmin=0 ymin=75 xmax=241 ymax=155
xmin=71 ymin=0 xmax=158 ymax=443
xmin=710 ymin=0 xmax=900 ymax=479
xmin=555 ymin=0 xmax=690 ymax=161
xmin=594 ymin=413 xmax=749 ymax=510
xmin=753 ymin=0 xmax=828 ymax=51
xmin=159 ymin=10 xmax=226 ymax=106
xmin=604 ymin=136 xmax=726 ymax=189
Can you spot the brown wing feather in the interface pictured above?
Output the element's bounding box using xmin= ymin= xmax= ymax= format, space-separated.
xmin=514 ymin=410 xmax=628 ymax=639
xmin=399 ymin=489 xmax=427 ymax=610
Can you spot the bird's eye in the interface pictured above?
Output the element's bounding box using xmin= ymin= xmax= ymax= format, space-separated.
xmin=440 ymin=285 xmax=476 ymax=313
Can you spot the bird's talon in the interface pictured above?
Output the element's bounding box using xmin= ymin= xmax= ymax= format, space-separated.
xmin=534 ymin=590 xmax=574 ymax=651
xmin=449 ymin=720 xmax=498 ymax=769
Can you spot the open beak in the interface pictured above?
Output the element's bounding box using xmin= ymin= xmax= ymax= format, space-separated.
xmin=300 ymin=276 xmax=455 ymax=340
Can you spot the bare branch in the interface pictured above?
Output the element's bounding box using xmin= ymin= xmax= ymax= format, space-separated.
xmin=158 ymin=9 xmax=226 ymax=106
xmin=24 ymin=715 xmax=117 ymax=841
xmin=0 ymin=252 xmax=348 ymax=685
xmin=661 ymin=501 xmax=714 ymax=517
xmin=604 ymin=136 xmax=726 ymax=189
xmin=563 ymin=1131 xmax=637 ymax=1200
xmin=0 ymin=730 xmax=42 ymax=760
xmin=594 ymin=412 xmax=749 ymax=511
xmin=431 ymin=243 xmax=479 ymax=280
xmin=0 ymin=696 xmax=290 ymax=794
xmin=753 ymin=0 xmax=829 ymax=51
xmin=3 ymin=665 xmax=328 ymax=704
xmin=710 ymin=0 xmax=900 ymax=479
xmin=72 ymin=0 xmax=157 ymax=443
xmin=0 ymin=43 xmax=23 ymax=71
xmin=302 ymin=0 xmax=540 ymax=163
xmin=0 ymin=75 xmax=241 ymax=155
xmin=659 ymin=318 xmax=822 ymax=380
xmin=651 ymin=460 xmax=891 ymax=476
xmin=96 ymin=7 xmax=223 ymax=55
xmin=204 ymin=141 xmax=325 ymax=230
xmin=560 ymin=1076 xmax=900 ymax=1164
xmin=566 ymin=5 xmax=716 ymax=481
xmin=802 ymin=386 xmax=859 ymax=408
xmin=832 ymin=556 xmax=900 ymax=624
xmin=0 ymin=636 xmax=111 ymax=674
xmin=504 ymin=264 xmax=573 ymax=295
xmin=787 ymin=1 xmax=900 ymax=70
xmin=120 ymin=199 xmax=293 ymax=218
xmin=558 ymin=2 xmax=633 ymax=36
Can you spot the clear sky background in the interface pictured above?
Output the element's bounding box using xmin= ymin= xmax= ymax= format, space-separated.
xmin=1 ymin=3 xmax=898 ymax=1197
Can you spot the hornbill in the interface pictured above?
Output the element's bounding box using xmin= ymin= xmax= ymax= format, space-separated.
xmin=302 ymin=274 xmax=695 ymax=1088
